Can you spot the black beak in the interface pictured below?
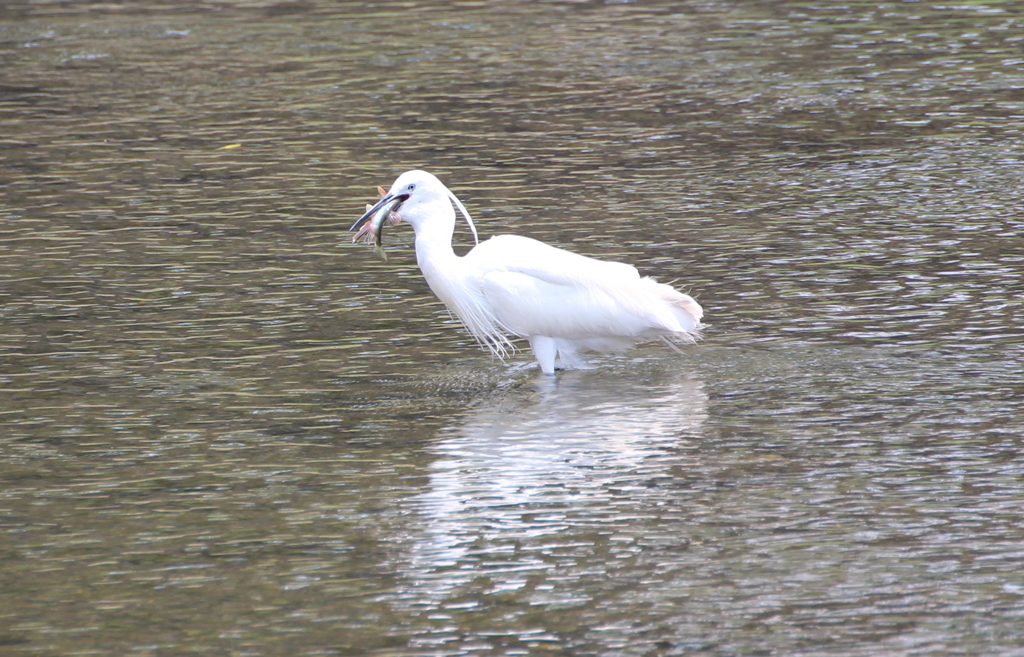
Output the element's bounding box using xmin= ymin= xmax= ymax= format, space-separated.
xmin=350 ymin=193 xmax=408 ymax=232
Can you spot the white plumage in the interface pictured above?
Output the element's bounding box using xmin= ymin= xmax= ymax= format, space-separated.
xmin=351 ymin=170 xmax=703 ymax=374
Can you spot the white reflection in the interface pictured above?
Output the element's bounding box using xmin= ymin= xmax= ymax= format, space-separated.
xmin=400 ymin=365 xmax=707 ymax=599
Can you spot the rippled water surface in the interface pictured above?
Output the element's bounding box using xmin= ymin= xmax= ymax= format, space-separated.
xmin=2 ymin=1 xmax=1024 ymax=655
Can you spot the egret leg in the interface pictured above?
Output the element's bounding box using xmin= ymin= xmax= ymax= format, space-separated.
xmin=528 ymin=336 xmax=557 ymax=375
xmin=554 ymin=339 xmax=593 ymax=370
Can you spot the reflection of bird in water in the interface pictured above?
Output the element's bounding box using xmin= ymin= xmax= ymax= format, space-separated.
xmin=403 ymin=368 xmax=708 ymax=596
xmin=429 ymin=372 xmax=708 ymax=501
xmin=351 ymin=170 xmax=704 ymax=374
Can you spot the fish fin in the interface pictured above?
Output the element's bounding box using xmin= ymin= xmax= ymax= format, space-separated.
xmin=352 ymin=204 xmax=377 ymax=244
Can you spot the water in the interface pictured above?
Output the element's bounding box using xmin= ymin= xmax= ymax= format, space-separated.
xmin=2 ymin=1 xmax=1023 ymax=655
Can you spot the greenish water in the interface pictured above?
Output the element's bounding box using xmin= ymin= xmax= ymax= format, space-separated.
xmin=2 ymin=1 xmax=1023 ymax=655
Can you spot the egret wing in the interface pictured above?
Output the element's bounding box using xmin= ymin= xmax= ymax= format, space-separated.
xmin=469 ymin=235 xmax=689 ymax=339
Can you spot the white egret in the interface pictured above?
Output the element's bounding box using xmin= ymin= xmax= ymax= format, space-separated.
xmin=351 ymin=170 xmax=703 ymax=374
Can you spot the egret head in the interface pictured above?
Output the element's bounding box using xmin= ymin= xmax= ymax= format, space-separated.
xmin=350 ymin=170 xmax=479 ymax=245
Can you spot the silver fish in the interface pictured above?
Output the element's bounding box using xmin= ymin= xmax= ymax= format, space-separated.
xmin=352 ymin=187 xmax=402 ymax=261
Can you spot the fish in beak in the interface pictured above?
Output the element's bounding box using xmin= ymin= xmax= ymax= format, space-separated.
xmin=351 ymin=186 xmax=405 ymax=261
